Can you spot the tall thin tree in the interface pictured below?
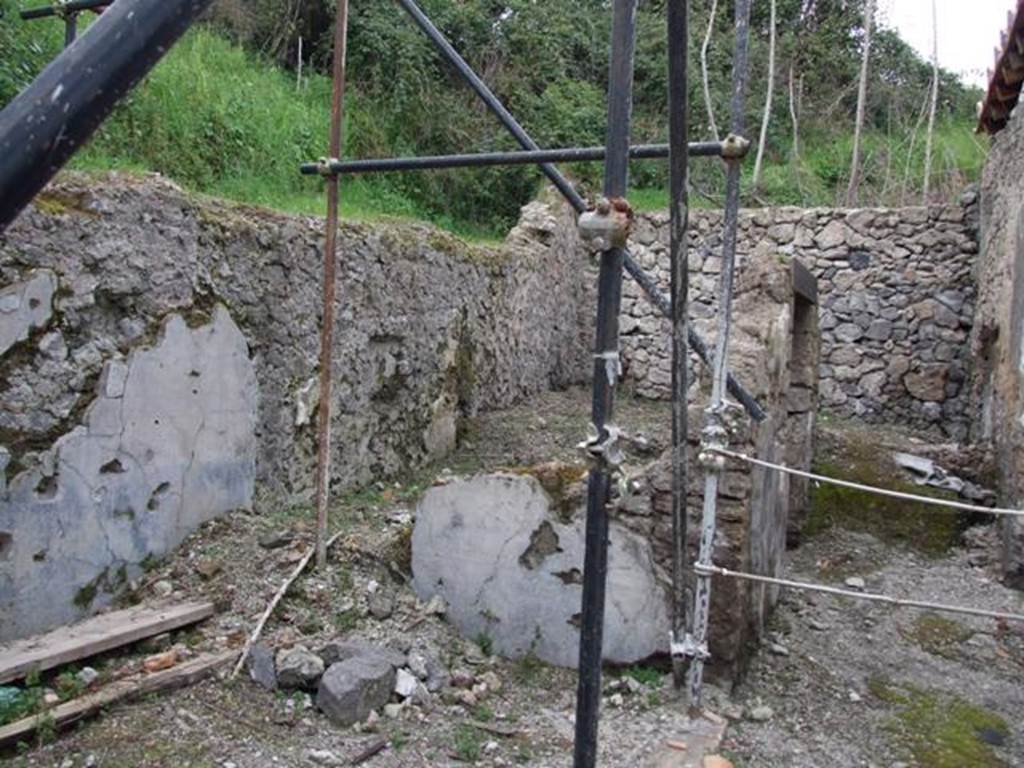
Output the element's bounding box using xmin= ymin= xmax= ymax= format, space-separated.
xmin=846 ymin=0 xmax=875 ymax=206
xmin=701 ymin=0 xmax=720 ymax=140
xmin=789 ymin=61 xmax=803 ymax=198
xmin=922 ymin=0 xmax=939 ymax=203
xmin=752 ymin=0 xmax=777 ymax=191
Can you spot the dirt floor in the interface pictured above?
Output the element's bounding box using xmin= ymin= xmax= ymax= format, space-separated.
xmin=3 ymin=388 xmax=1023 ymax=768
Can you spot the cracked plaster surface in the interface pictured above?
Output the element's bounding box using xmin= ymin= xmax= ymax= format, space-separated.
xmin=411 ymin=473 xmax=670 ymax=667
xmin=0 ymin=305 xmax=257 ymax=641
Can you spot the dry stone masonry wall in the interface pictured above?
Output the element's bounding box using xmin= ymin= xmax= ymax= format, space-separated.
xmin=620 ymin=201 xmax=978 ymax=440
xmin=972 ymin=104 xmax=1024 ymax=586
xmin=0 ymin=174 xmax=591 ymax=640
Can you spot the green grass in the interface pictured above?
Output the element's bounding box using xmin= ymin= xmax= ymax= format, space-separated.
xmin=623 ymin=664 xmax=662 ymax=688
xmin=453 ymin=724 xmax=486 ymax=762
xmin=61 ymin=28 xmax=502 ymax=242
xmin=5 ymin=18 xmax=987 ymax=238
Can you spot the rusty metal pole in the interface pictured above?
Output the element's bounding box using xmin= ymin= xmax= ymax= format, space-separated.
xmin=314 ymin=0 xmax=351 ymax=571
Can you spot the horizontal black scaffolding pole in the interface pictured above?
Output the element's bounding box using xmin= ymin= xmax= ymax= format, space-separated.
xmin=0 ymin=0 xmax=213 ymax=233
xmin=302 ymin=142 xmax=727 ymax=176
xmin=20 ymin=0 xmax=110 ymax=20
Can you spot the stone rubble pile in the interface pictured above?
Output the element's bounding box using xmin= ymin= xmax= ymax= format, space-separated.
xmin=245 ymin=632 xmax=506 ymax=728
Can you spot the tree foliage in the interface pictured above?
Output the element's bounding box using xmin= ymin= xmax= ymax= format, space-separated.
xmin=1 ymin=0 xmax=986 ymax=231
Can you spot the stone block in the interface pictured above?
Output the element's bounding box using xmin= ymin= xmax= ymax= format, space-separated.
xmin=411 ymin=474 xmax=670 ymax=667
xmin=317 ymin=657 xmax=395 ymax=726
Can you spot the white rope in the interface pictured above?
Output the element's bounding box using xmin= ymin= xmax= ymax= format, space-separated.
xmin=696 ymin=563 xmax=1024 ymax=624
xmin=711 ymin=447 xmax=1024 ymax=518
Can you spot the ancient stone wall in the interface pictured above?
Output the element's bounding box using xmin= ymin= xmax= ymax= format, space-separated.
xmin=972 ymin=109 xmax=1024 ymax=587
xmin=0 ymin=174 xmax=591 ymax=640
xmin=620 ymin=202 xmax=978 ymax=439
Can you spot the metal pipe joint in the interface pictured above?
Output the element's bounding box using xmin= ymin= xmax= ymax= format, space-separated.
xmin=720 ymin=133 xmax=752 ymax=160
xmin=577 ymin=197 xmax=634 ymax=252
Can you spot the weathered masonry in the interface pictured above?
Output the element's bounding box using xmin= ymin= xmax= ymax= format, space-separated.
xmin=619 ymin=201 xmax=979 ymax=440
xmin=0 ymin=169 xmax=996 ymax=648
xmin=974 ymin=90 xmax=1024 ymax=587
xmin=0 ymin=174 xmax=592 ymax=641
xmin=412 ymin=249 xmax=820 ymax=683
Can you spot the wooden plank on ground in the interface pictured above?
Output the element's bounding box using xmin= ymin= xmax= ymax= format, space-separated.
xmin=0 ymin=650 xmax=234 ymax=748
xmin=0 ymin=601 xmax=215 ymax=684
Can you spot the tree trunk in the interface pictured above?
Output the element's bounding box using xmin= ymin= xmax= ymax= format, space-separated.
xmin=701 ymin=0 xmax=720 ymax=140
xmin=752 ymin=0 xmax=776 ymax=191
xmin=789 ymin=61 xmax=803 ymax=198
xmin=922 ymin=0 xmax=939 ymax=203
xmin=846 ymin=0 xmax=875 ymax=206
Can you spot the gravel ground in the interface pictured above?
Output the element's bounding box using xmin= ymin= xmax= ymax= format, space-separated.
xmin=4 ymin=388 xmax=1022 ymax=768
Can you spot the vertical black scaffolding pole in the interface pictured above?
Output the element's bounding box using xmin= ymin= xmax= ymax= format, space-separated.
xmin=64 ymin=13 xmax=79 ymax=47
xmin=667 ymin=0 xmax=691 ymax=690
xmin=573 ymin=1 xmax=638 ymax=766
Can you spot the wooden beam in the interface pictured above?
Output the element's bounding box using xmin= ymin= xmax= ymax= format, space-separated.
xmin=0 ymin=601 xmax=215 ymax=684
xmin=0 ymin=650 xmax=234 ymax=748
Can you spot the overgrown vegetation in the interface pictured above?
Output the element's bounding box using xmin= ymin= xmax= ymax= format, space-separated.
xmin=0 ymin=0 xmax=987 ymax=236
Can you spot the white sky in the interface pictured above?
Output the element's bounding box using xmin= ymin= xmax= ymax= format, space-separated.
xmin=878 ymin=0 xmax=1016 ymax=87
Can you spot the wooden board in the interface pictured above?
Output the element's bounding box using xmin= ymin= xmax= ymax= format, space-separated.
xmin=0 ymin=601 xmax=215 ymax=684
xmin=0 ymin=650 xmax=234 ymax=748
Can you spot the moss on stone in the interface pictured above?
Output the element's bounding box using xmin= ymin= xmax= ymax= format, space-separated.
xmin=901 ymin=612 xmax=972 ymax=660
xmin=73 ymin=577 xmax=100 ymax=610
xmin=883 ymin=686 xmax=1010 ymax=768
xmin=508 ymin=462 xmax=587 ymax=522
xmin=33 ymin=191 xmax=100 ymax=218
xmin=867 ymin=674 xmax=906 ymax=705
xmin=806 ymin=450 xmax=963 ymax=555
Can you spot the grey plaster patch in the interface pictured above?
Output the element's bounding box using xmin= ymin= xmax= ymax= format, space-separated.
xmin=0 ymin=305 xmax=257 ymax=641
xmin=411 ymin=474 xmax=670 ymax=668
xmin=0 ymin=270 xmax=57 ymax=356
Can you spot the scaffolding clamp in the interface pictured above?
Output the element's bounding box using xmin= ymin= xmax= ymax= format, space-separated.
xmin=593 ymin=349 xmax=622 ymax=387
xmin=578 ymin=197 xmax=634 ymax=252
xmin=315 ymin=157 xmax=340 ymax=177
xmin=698 ymin=401 xmax=744 ymax=470
xmin=720 ymin=134 xmax=751 ymax=160
xmin=671 ymin=632 xmax=710 ymax=662
xmin=51 ymin=0 xmax=72 ymax=19
xmin=578 ymin=422 xmax=626 ymax=475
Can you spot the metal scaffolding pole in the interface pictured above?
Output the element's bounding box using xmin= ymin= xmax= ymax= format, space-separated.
xmin=0 ymin=0 xmax=213 ymax=233
xmin=19 ymin=0 xmax=110 ymax=20
xmin=667 ymin=0 xmax=691 ymax=690
xmin=392 ymin=0 xmax=765 ymax=425
xmin=64 ymin=12 xmax=78 ymax=46
xmin=313 ymin=0 xmax=351 ymax=572
xmin=302 ymin=142 xmax=725 ymax=176
xmin=685 ymin=0 xmax=753 ymax=708
xmin=573 ymin=2 xmax=638 ymax=765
